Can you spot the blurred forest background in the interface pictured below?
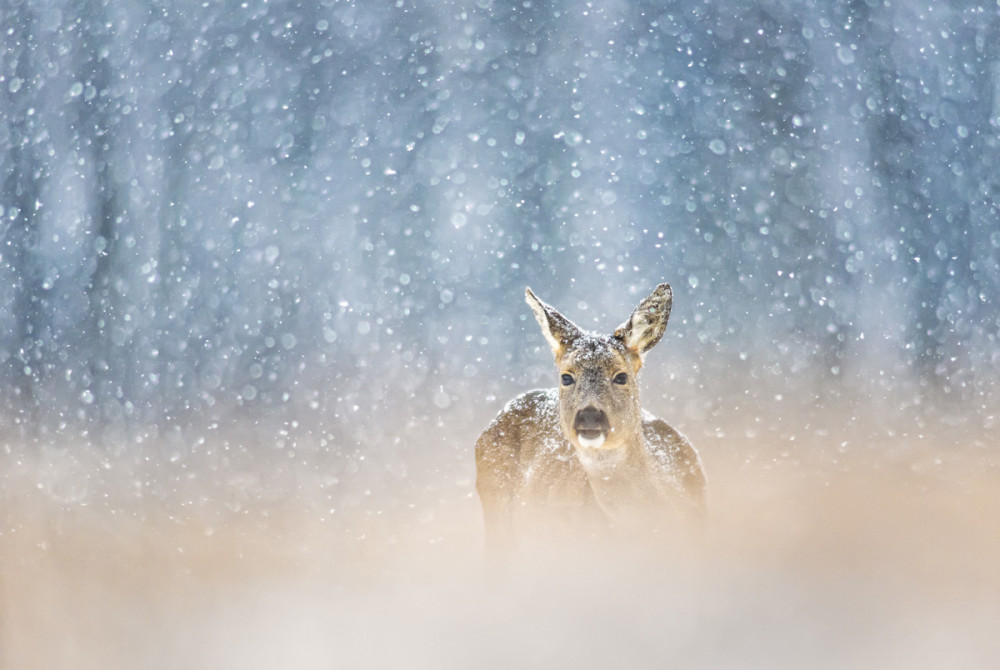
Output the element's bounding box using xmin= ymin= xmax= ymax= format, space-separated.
xmin=2 ymin=0 xmax=999 ymax=500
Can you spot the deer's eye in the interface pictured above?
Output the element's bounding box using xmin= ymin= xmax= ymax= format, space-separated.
xmin=561 ymin=374 xmax=575 ymax=386
xmin=613 ymin=372 xmax=629 ymax=385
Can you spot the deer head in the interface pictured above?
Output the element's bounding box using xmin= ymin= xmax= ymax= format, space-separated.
xmin=525 ymin=284 xmax=673 ymax=453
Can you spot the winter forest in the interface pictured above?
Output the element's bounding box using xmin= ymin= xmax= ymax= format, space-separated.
xmin=2 ymin=0 xmax=999 ymax=668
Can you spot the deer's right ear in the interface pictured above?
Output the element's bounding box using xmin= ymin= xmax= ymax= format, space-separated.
xmin=525 ymin=287 xmax=581 ymax=358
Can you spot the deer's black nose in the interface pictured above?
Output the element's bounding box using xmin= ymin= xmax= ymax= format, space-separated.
xmin=574 ymin=406 xmax=609 ymax=438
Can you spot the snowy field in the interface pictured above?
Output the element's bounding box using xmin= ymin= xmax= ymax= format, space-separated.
xmin=3 ymin=401 xmax=997 ymax=670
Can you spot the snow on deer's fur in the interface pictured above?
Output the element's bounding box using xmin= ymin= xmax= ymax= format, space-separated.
xmin=475 ymin=283 xmax=706 ymax=551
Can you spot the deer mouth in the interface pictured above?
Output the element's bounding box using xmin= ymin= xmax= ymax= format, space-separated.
xmin=576 ymin=429 xmax=606 ymax=448
xmin=573 ymin=406 xmax=610 ymax=448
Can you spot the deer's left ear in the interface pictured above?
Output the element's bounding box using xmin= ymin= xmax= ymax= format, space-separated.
xmin=614 ymin=283 xmax=672 ymax=359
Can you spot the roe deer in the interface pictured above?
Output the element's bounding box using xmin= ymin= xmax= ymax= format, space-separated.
xmin=475 ymin=284 xmax=705 ymax=551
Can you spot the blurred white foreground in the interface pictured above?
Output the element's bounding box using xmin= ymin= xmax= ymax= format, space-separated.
xmin=2 ymin=411 xmax=998 ymax=670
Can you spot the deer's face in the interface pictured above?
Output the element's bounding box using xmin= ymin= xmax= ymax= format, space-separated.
xmin=555 ymin=335 xmax=642 ymax=450
xmin=524 ymin=283 xmax=673 ymax=453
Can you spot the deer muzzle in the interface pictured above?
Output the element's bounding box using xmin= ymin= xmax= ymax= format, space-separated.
xmin=573 ymin=406 xmax=610 ymax=448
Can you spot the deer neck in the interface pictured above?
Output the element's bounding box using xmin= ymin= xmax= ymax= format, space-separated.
xmin=573 ymin=434 xmax=663 ymax=521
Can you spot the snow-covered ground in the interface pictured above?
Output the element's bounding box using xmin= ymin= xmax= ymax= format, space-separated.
xmin=3 ymin=405 xmax=997 ymax=670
